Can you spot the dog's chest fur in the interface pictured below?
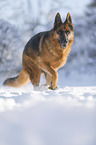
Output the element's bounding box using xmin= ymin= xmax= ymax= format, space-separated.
xmin=40 ymin=36 xmax=72 ymax=70
xmin=50 ymin=47 xmax=71 ymax=70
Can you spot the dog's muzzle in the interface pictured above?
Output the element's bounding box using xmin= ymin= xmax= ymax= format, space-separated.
xmin=58 ymin=35 xmax=69 ymax=48
xmin=60 ymin=39 xmax=69 ymax=48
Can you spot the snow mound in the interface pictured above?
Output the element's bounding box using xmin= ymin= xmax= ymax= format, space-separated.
xmin=0 ymin=85 xmax=96 ymax=112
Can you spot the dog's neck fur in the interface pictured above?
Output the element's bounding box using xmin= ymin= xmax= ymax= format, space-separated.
xmin=44 ymin=36 xmax=64 ymax=58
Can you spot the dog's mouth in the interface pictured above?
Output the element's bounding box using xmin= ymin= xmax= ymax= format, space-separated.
xmin=60 ymin=42 xmax=68 ymax=48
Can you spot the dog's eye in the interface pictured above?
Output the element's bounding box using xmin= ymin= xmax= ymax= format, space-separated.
xmin=57 ymin=30 xmax=63 ymax=35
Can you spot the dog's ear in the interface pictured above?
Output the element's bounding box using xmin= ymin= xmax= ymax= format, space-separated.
xmin=65 ymin=13 xmax=72 ymax=24
xmin=54 ymin=13 xmax=62 ymax=29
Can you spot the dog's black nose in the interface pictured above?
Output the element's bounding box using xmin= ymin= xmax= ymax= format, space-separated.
xmin=61 ymin=39 xmax=68 ymax=47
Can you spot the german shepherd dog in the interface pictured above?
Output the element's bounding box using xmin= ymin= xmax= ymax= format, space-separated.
xmin=3 ymin=13 xmax=74 ymax=90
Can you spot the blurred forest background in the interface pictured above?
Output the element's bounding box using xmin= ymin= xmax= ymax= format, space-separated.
xmin=0 ymin=0 xmax=96 ymax=79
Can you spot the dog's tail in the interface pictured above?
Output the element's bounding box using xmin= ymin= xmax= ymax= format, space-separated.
xmin=3 ymin=68 xmax=30 ymax=87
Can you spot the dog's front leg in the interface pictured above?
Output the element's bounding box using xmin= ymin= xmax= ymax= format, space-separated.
xmin=41 ymin=63 xmax=58 ymax=89
xmin=50 ymin=70 xmax=58 ymax=90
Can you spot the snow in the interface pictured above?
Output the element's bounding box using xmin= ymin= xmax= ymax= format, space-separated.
xmin=0 ymin=70 xmax=96 ymax=112
xmin=0 ymin=0 xmax=96 ymax=145
xmin=0 ymin=89 xmax=96 ymax=145
xmin=0 ymin=84 xmax=96 ymax=112
xmin=0 ymin=72 xmax=96 ymax=145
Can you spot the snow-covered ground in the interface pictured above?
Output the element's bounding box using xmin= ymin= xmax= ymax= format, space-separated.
xmin=0 ymin=71 xmax=96 ymax=145
xmin=0 ymin=83 xmax=96 ymax=145
xmin=0 ymin=0 xmax=96 ymax=145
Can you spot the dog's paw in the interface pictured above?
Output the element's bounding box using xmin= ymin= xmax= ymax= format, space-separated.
xmin=48 ymin=86 xmax=58 ymax=90
xmin=48 ymin=81 xmax=58 ymax=90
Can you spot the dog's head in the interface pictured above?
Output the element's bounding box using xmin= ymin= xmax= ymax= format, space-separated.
xmin=51 ymin=13 xmax=74 ymax=48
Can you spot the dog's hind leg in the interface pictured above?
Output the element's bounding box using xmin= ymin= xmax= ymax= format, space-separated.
xmin=45 ymin=73 xmax=52 ymax=86
xmin=29 ymin=64 xmax=41 ymax=87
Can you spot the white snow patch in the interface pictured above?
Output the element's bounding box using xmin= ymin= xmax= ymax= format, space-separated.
xmin=0 ymin=84 xmax=96 ymax=112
